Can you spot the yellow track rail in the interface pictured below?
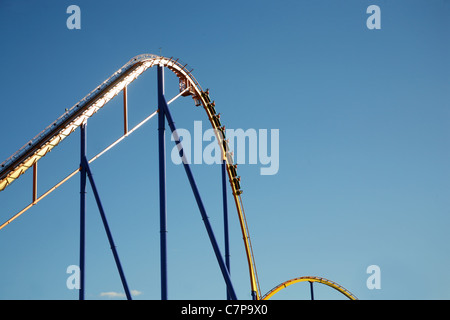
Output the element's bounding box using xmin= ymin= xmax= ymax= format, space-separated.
xmin=0 ymin=54 xmax=261 ymax=299
xmin=261 ymin=276 xmax=358 ymax=300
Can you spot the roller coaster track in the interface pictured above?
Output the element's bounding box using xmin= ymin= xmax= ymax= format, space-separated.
xmin=0 ymin=54 xmax=261 ymax=299
xmin=0 ymin=54 xmax=356 ymax=300
xmin=261 ymin=276 xmax=358 ymax=300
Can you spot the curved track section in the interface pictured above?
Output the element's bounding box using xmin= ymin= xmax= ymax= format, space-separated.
xmin=0 ymin=54 xmax=260 ymax=299
xmin=261 ymin=276 xmax=358 ymax=300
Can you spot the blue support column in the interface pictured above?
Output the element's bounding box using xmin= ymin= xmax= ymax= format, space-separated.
xmin=82 ymin=158 xmax=132 ymax=300
xmin=157 ymin=65 xmax=168 ymax=300
xmin=159 ymin=91 xmax=238 ymax=300
xmin=222 ymin=159 xmax=231 ymax=300
xmin=79 ymin=123 xmax=87 ymax=300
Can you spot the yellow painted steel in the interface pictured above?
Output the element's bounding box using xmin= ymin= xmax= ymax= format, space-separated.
xmin=0 ymin=133 xmax=67 ymax=191
xmin=0 ymin=55 xmax=261 ymax=299
xmin=0 ymin=111 xmax=158 ymax=231
xmin=198 ymin=90 xmax=261 ymax=299
xmin=261 ymin=276 xmax=358 ymax=300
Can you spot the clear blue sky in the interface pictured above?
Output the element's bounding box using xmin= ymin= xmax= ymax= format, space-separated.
xmin=0 ymin=0 xmax=449 ymax=300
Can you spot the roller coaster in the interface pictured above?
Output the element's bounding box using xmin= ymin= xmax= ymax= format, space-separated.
xmin=0 ymin=54 xmax=357 ymax=300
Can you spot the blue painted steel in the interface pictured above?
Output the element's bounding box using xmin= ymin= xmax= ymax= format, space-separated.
xmin=79 ymin=123 xmax=87 ymax=300
xmin=82 ymin=156 xmax=132 ymax=300
xmin=157 ymin=66 xmax=168 ymax=300
xmin=159 ymin=91 xmax=238 ymax=300
xmin=222 ymin=159 xmax=231 ymax=300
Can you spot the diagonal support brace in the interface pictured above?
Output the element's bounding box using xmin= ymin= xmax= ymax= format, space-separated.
xmin=157 ymin=76 xmax=238 ymax=300
xmin=79 ymin=124 xmax=132 ymax=300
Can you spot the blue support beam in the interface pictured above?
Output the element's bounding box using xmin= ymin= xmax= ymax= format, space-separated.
xmin=158 ymin=83 xmax=238 ymax=300
xmin=157 ymin=66 xmax=168 ymax=300
xmin=82 ymin=156 xmax=132 ymax=300
xmin=79 ymin=123 xmax=87 ymax=300
xmin=310 ymin=281 xmax=315 ymax=300
xmin=79 ymin=122 xmax=132 ymax=300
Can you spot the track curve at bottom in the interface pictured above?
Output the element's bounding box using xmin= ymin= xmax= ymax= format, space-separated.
xmin=262 ymin=276 xmax=358 ymax=300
